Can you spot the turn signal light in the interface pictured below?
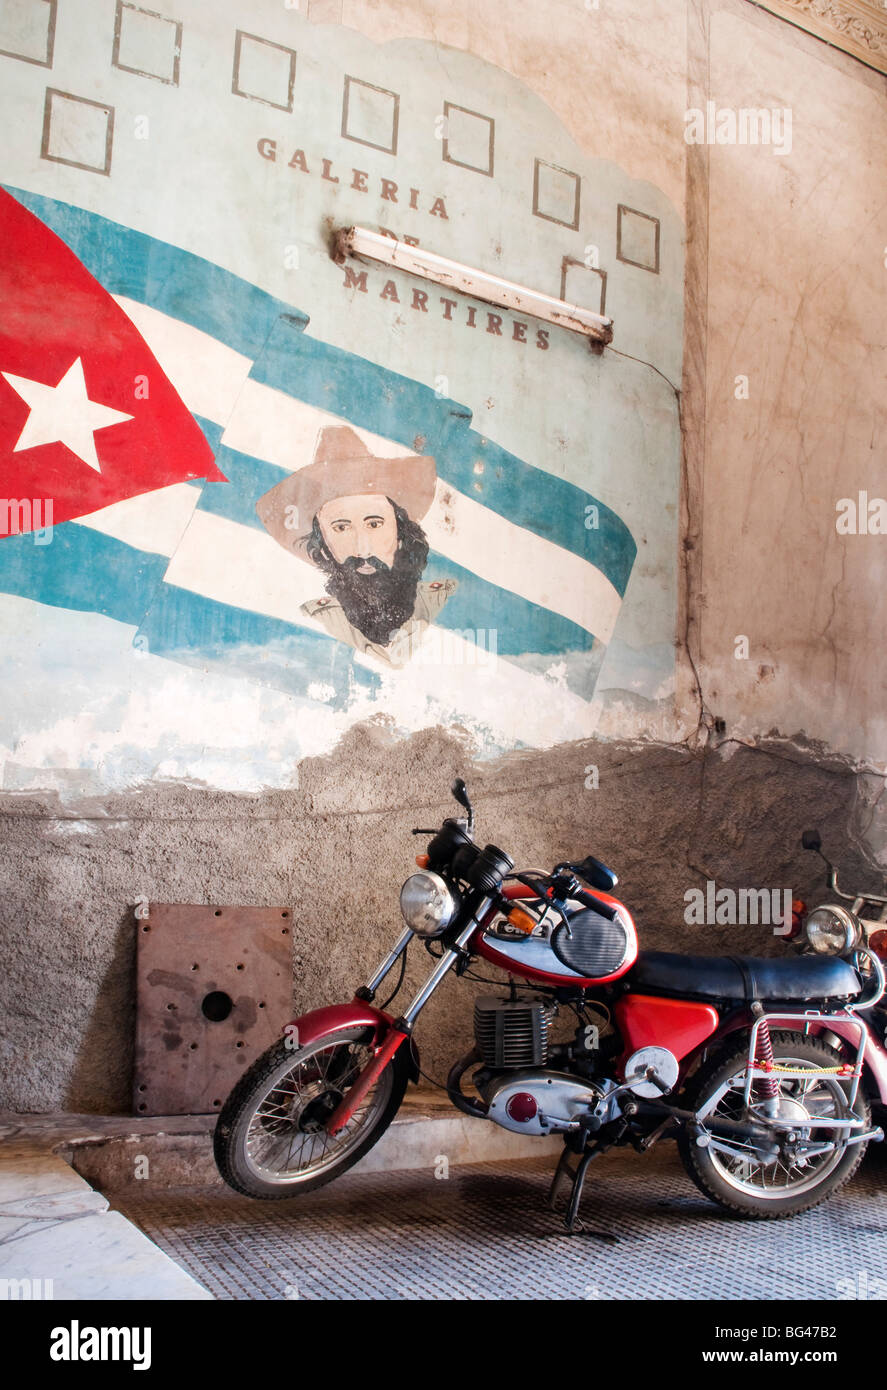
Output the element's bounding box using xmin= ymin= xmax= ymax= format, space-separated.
xmin=789 ymin=898 xmax=806 ymax=940
xmin=415 ymin=854 xmax=430 ymax=868
xmin=870 ymin=929 xmax=887 ymax=960
xmin=507 ymin=906 xmax=537 ymax=935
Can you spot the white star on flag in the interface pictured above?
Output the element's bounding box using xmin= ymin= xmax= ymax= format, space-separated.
xmin=1 ymin=357 xmax=133 ymax=474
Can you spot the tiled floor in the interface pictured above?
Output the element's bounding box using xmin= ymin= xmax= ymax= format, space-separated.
xmin=111 ymin=1145 xmax=887 ymax=1301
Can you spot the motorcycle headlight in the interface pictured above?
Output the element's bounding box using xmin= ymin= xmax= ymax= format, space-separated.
xmin=400 ymin=871 xmax=458 ymax=938
xmin=804 ymin=904 xmax=862 ymax=956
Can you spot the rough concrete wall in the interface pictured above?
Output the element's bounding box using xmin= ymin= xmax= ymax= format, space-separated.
xmin=2 ymin=727 xmax=884 ymax=1113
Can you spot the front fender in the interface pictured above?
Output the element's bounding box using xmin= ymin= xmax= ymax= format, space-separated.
xmin=283 ymin=999 xmax=421 ymax=1084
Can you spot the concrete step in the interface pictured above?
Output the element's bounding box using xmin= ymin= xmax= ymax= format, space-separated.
xmin=2 ymin=1091 xmax=562 ymax=1194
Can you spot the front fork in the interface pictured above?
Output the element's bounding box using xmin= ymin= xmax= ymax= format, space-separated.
xmin=324 ymin=898 xmax=491 ymax=1134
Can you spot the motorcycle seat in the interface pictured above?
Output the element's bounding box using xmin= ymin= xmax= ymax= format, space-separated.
xmin=630 ymin=950 xmax=862 ymax=1003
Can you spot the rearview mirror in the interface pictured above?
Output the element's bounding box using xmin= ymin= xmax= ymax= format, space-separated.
xmin=451 ymin=778 xmax=474 ymax=831
xmin=801 ymin=829 xmax=822 ymax=853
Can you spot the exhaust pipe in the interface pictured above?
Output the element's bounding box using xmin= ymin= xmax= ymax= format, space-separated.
xmin=446 ymin=1047 xmax=489 ymax=1118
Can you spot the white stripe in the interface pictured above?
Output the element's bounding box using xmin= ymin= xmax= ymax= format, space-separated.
xmin=422 ymin=481 xmax=621 ymax=642
xmin=160 ymin=508 xmax=328 ymax=628
xmin=114 ymin=296 xmax=253 ymax=427
xmin=219 ymin=378 xmax=408 ymax=469
xmin=72 ymin=481 xmax=201 ymax=557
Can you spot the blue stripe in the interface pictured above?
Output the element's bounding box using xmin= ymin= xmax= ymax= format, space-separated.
xmin=422 ymin=555 xmax=594 ymax=654
xmin=136 ymin=586 xmax=379 ymax=706
xmin=194 ymin=442 xmax=286 ymax=530
xmin=3 ymin=185 xmax=309 ymax=359
xmin=0 ymin=525 xmax=168 ymax=625
xmin=194 ymin=415 xmax=226 ymax=460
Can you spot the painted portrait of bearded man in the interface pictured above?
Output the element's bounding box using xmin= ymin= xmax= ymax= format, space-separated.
xmin=255 ymin=426 xmax=457 ymax=667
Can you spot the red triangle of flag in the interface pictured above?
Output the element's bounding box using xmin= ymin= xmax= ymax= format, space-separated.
xmin=0 ymin=188 xmax=226 ymax=535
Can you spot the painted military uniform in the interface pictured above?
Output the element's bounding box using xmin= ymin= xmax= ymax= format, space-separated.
xmin=301 ymin=578 xmax=458 ymax=668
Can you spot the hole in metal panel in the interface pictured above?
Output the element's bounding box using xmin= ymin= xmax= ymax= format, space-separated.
xmin=201 ymin=991 xmax=233 ymax=1022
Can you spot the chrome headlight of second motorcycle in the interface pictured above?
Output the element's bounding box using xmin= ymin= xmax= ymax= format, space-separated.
xmin=804 ymin=904 xmax=862 ymax=956
xmin=400 ymin=871 xmax=459 ymax=937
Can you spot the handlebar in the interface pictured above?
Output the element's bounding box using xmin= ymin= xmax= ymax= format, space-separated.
xmin=416 ymin=784 xmax=619 ymax=921
xmin=508 ymin=870 xmax=619 ymax=924
xmin=802 ymin=829 xmax=887 ymax=908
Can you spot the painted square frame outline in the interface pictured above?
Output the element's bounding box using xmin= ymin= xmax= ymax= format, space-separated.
xmin=532 ymin=157 xmax=581 ymax=231
xmin=616 ymin=203 xmax=661 ymax=275
xmin=341 ymin=74 xmax=399 ymax=156
xmin=232 ymin=28 xmax=297 ymax=113
xmin=0 ymin=0 xmax=57 ymax=68
xmin=111 ymin=0 xmax=182 ymax=87
xmin=441 ymin=100 xmax=494 ymax=178
xmin=40 ymin=87 xmax=114 ymax=176
xmin=560 ymin=255 xmax=607 ymax=318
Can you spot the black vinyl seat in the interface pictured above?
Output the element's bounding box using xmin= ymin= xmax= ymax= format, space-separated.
xmin=631 ymin=951 xmax=862 ymax=1003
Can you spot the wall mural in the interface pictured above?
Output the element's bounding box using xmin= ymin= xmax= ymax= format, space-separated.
xmin=0 ymin=1 xmax=684 ymax=790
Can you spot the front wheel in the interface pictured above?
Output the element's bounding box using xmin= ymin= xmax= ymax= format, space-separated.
xmin=214 ymin=1027 xmax=409 ymax=1198
xmin=678 ymin=1031 xmax=870 ymax=1219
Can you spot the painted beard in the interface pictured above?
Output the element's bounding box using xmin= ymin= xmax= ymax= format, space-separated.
xmin=323 ymin=548 xmax=425 ymax=646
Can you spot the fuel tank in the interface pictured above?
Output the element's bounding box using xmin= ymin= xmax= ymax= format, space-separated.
xmin=474 ymin=883 xmax=638 ymax=987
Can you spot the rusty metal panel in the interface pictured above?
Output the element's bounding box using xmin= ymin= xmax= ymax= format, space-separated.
xmin=134 ymin=904 xmax=292 ymax=1116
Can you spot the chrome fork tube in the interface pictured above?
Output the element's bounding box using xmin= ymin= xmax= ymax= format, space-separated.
xmin=400 ymin=898 xmax=491 ymax=1028
xmin=364 ymin=926 xmax=415 ymax=994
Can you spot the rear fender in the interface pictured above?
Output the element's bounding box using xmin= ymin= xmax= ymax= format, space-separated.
xmin=283 ymin=1000 xmax=421 ymax=1084
xmin=818 ymin=1017 xmax=887 ymax=1105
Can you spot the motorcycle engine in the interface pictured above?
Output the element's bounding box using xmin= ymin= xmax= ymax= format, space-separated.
xmin=477 ymin=1070 xmax=605 ymax=1136
xmin=473 ymin=995 xmax=605 ymax=1135
xmin=473 ymin=995 xmax=556 ymax=1067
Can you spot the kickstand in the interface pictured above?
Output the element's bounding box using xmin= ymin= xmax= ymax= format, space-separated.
xmin=547 ymin=1139 xmax=615 ymax=1238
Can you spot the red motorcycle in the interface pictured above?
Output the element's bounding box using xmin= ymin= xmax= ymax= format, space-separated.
xmin=215 ymin=782 xmax=886 ymax=1229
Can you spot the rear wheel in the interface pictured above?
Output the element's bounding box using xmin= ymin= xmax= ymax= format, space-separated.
xmin=678 ymin=1031 xmax=870 ymax=1218
xmin=214 ymin=1027 xmax=409 ymax=1198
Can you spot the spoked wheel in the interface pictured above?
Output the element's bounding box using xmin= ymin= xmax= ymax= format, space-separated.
xmin=678 ymin=1031 xmax=871 ymax=1218
xmin=214 ymin=1028 xmax=409 ymax=1198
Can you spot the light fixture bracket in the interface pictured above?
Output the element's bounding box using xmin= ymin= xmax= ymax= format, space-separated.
xmin=332 ymin=226 xmax=613 ymax=349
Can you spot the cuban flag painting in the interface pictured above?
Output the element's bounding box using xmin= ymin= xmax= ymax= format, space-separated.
xmin=0 ymin=185 xmax=637 ymax=759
